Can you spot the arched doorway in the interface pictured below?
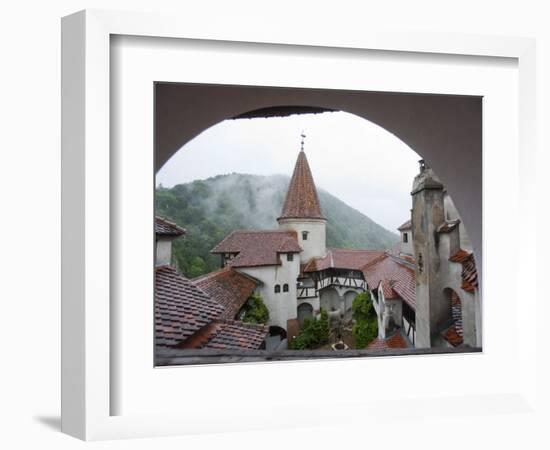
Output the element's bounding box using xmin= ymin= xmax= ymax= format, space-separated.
xmin=319 ymin=287 xmax=340 ymax=314
xmin=265 ymin=326 xmax=287 ymax=351
xmin=343 ymin=291 xmax=358 ymax=320
xmin=297 ymin=302 xmax=313 ymax=328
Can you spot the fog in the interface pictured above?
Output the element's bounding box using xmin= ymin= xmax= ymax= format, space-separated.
xmin=200 ymin=173 xmax=289 ymax=230
xmin=156 ymin=111 xmax=421 ymax=232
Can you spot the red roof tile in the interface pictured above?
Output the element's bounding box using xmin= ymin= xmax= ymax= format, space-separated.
xmin=397 ymin=219 xmax=412 ymax=231
xmin=449 ymin=249 xmax=479 ymax=293
xmin=211 ymin=230 xmax=301 ymax=268
xmin=203 ymin=320 xmax=269 ymax=350
xmin=362 ymin=254 xmax=416 ymax=309
xmin=367 ymin=331 xmax=410 ymax=350
xmin=437 ymin=219 xmax=460 ymax=233
xmin=155 ymin=265 xmax=224 ymax=347
xmin=193 ymin=267 xmax=261 ymax=319
xmin=155 ymin=216 xmax=186 ymax=237
xmin=442 ymin=324 xmax=463 ymax=347
xmin=278 ymin=150 xmax=325 ymax=220
xmin=303 ymin=249 xmax=386 ymax=272
xmin=379 ymin=280 xmax=400 ymax=300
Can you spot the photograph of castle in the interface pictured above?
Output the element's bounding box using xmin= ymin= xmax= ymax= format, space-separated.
xmin=153 ymin=87 xmax=481 ymax=366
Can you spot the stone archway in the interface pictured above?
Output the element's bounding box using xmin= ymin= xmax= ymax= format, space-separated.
xmin=343 ymin=290 xmax=358 ymax=320
xmin=319 ymin=287 xmax=340 ymax=314
xmin=265 ymin=325 xmax=287 ymax=351
xmin=154 ymin=82 xmax=482 ymax=283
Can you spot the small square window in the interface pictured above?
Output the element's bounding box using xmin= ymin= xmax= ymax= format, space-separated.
xmin=287 ymin=253 xmax=294 ymax=262
xmin=302 ymin=231 xmax=309 ymax=240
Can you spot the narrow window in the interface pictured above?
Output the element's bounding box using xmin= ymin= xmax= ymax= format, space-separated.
xmin=403 ymin=232 xmax=408 ymax=243
xmin=302 ymin=231 xmax=309 ymax=240
xmin=287 ymin=253 xmax=294 ymax=262
xmin=274 ymin=284 xmax=281 ymax=293
xmin=283 ymin=283 xmax=289 ymax=292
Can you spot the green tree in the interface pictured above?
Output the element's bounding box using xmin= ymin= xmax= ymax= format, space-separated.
xmin=352 ymin=292 xmax=373 ymax=321
xmin=241 ymin=293 xmax=269 ymax=325
xmin=187 ymin=256 xmax=206 ymax=278
xmin=352 ymin=291 xmax=378 ymax=348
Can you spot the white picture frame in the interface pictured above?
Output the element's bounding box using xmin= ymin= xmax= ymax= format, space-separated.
xmin=61 ymin=9 xmax=537 ymax=441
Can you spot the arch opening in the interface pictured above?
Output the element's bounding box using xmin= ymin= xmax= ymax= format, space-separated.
xmin=154 ymin=83 xmax=482 ymax=268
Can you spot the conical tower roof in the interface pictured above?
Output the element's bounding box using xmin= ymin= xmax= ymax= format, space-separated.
xmin=278 ymin=150 xmax=325 ymax=221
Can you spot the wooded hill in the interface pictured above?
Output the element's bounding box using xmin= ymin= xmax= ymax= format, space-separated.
xmin=156 ymin=173 xmax=399 ymax=278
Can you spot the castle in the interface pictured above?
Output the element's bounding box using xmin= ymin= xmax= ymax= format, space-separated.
xmin=155 ymin=142 xmax=481 ymax=353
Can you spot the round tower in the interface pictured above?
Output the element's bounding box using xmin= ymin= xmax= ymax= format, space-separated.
xmin=277 ymin=135 xmax=327 ymax=263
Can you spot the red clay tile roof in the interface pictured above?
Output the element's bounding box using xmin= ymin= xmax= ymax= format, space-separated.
xmin=437 ymin=219 xmax=460 ymax=233
xmin=278 ymin=150 xmax=325 ymax=220
xmin=202 ymin=320 xmax=268 ymax=350
xmin=379 ymin=280 xmax=400 ymax=300
xmin=155 ymin=265 xmax=224 ymax=347
xmin=211 ymin=230 xmax=302 ymax=268
xmin=367 ymin=331 xmax=410 ymax=350
xmin=155 ymin=216 xmax=186 ymax=237
xmin=193 ymin=267 xmax=261 ymax=319
xmin=397 ymin=219 xmax=412 ymax=231
xmin=442 ymin=325 xmax=463 ymax=347
xmin=362 ymin=254 xmax=416 ymax=309
xmin=449 ymin=249 xmax=479 ymax=293
xmin=303 ymin=249 xmax=386 ymax=272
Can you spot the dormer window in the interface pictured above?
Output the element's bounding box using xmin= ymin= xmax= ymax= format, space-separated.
xmin=403 ymin=233 xmax=408 ymax=243
xmin=287 ymin=253 xmax=294 ymax=262
xmin=302 ymin=231 xmax=309 ymax=241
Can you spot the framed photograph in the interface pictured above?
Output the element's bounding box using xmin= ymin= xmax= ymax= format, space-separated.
xmin=152 ymin=81 xmax=482 ymax=366
xmin=62 ymin=9 xmax=537 ymax=441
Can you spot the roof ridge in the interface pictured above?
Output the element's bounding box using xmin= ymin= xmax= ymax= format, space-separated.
xmin=360 ymin=252 xmax=388 ymax=270
xmin=191 ymin=266 xmax=232 ymax=282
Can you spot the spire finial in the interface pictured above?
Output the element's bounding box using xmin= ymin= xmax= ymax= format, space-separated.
xmin=300 ymin=131 xmax=306 ymax=152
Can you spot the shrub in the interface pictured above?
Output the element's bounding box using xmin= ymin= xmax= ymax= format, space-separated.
xmin=241 ymin=293 xmax=269 ymax=325
xmin=353 ymin=319 xmax=378 ymax=348
xmin=290 ymin=309 xmax=330 ymax=350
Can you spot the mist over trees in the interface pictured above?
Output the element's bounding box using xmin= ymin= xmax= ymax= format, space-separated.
xmin=155 ymin=173 xmax=399 ymax=278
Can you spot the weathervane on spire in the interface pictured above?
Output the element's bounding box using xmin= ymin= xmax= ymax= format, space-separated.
xmin=300 ymin=131 xmax=306 ymax=152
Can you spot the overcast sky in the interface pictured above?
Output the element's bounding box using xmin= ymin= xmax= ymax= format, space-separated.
xmin=156 ymin=111 xmax=421 ymax=232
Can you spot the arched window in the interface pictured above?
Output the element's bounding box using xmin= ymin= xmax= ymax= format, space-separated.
xmin=274 ymin=284 xmax=281 ymax=293
xmin=283 ymin=283 xmax=289 ymax=292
